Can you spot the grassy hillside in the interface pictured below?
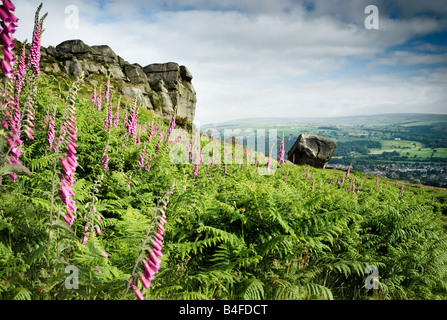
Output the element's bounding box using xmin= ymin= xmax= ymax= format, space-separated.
xmin=1 ymin=68 xmax=447 ymax=300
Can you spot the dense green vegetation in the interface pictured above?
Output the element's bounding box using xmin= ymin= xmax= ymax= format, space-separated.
xmin=1 ymin=68 xmax=447 ymax=300
xmin=333 ymin=140 xmax=382 ymax=156
xmin=1 ymin=5 xmax=447 ymax=301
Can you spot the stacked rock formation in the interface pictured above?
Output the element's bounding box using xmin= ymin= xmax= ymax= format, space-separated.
xmin=38 ymin=39 xmax=196 ymax=124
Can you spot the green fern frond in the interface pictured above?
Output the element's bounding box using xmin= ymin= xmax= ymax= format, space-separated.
xmin=240 ymin=278 xmax=264 ymax=300
xmin=12 ymin=287 xmax=32 ymax=300
xmin=197 ymin=225 xmax=245 ymax=247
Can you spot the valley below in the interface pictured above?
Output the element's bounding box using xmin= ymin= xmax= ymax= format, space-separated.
xmin=201 ymin=113 xmax=447 ymax=188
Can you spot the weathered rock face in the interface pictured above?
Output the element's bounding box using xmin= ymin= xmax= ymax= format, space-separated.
xmin=287 ymin=133 xmax=337 ymax=169
xmin=39 ymin=39 xmax=196 ymax=124
xmin=143 ymin=63 xmax=196 ymax=121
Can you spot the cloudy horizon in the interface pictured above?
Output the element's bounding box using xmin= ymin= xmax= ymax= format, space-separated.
xmin=12 ymin=0 xmax=447 ymax=125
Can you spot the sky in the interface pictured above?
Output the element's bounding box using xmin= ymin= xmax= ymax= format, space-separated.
xmin=11 ymin=0 xmax=447 ymax=125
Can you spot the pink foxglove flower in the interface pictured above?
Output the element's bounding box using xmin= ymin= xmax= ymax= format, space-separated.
xmin=104 ymin=107 xmax=109 ymax=131
xmin=266 ymin=154 xmax=272 ymax=172
xmin=0 ymin=0 xmax=18 ymax=78
xmin=148 ymin=259 xmax=160 ymax=273
xmin=134 ymin=287 xmax=145 ymax=300
xmin=59 ymin=108 xmax=79 ymax=226
xmin=133 ymin=208 xmax=168 ymax=296
xmin=148 ymin=120 xmax=154 ymax=139
xmin=113 ymin=99 xmax=120 ymax=128
xmin=143 ymin=261 xmax=156 ymax=278
xmin=105 ymin=79 xmax=110 ymax=104
xmin=193 ymin=163 xmax=199 ymax=176
xmin=127 ymin=102 xmax=138 ymax=138
xmin=278 ymin=133 xmax=285 ymax=164
xmin=151 ymin=238 xmax=162 ymax=251
xmin=138 ymin=146 xmax=145 ymax=170
xmin=13 ymin=45 xmax=26 ymax=104
xmin=47 ymin=107 xmax=56 ymax=148
xmin=101 ymin=148 xmax=110 ymax=171
xmin=140 ymin=273 xmax=151 ymax=289
xmin=96 ymin=87 xmax=102 ymax=110
xmin=28 ymin=20 xmax=41 ymax=75
xmin=284 ymin=169 xmax=289 ymax=183
xmin=168 ymin=113 xmax=176 ymax=134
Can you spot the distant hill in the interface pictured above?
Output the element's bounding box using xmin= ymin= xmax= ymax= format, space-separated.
xmin=201 ymin=113 xmax=447 ymax=130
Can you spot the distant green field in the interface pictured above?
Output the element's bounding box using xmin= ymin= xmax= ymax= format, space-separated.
xmin=406 ymin=148 xmax=447 ymax=158
xmin=370 ymin=140 xmax=425 ymax=154
xmin=203 ymin=115 xmax=447 ymax=167
xmin=369 ymin=139 xmax=447 ymax=159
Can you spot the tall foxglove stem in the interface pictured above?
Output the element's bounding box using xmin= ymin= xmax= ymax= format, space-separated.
xmin=105 ymin=78 xmax=110 ymax=104
xmin=127 ymin=99 xmax=138 ymax=138
xmin=278 ymin=132 xmax=285 ymax=164
xmin=49 ymin=74 xmax=83 ymax=238
xmin=122 ymin=182 xmax=175 ymax=300
xmin=82 ymin=173 xmax=104 ymax=245
xmin=113 ymin=97 xmax=120 ymax=128
xmin=168 ymin=112 xmax=176 ymax=135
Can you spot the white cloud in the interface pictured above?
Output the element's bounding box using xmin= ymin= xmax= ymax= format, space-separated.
xmin=372 ymin=51 xmax=447 ymax=66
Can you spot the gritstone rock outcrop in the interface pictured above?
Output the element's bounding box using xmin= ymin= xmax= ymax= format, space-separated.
xmin=39 ymin=39 xmax=196 ymax=124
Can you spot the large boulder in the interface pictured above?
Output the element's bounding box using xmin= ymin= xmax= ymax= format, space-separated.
xmin=287 ymin=133 xmax=337 ymax=169
xmin=224 ymin=136 xmax=242 ymax=146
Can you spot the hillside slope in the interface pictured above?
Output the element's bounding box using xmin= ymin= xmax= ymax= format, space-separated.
xmin=1 ymin=69 xmax=447 ymax=300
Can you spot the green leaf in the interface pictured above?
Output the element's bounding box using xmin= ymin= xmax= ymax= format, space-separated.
xmin=0 ymin=163 xmax=32 ymax=177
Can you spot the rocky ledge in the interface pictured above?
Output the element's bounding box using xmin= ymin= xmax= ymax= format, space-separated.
xmin=39 ymin=39 xmax=196 ymax=124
